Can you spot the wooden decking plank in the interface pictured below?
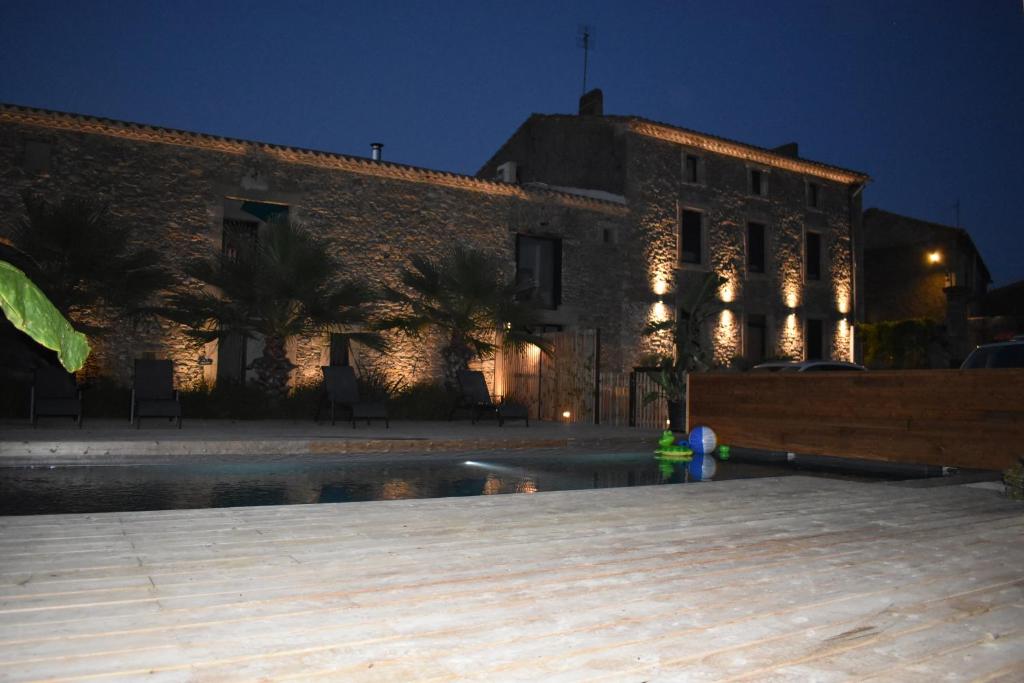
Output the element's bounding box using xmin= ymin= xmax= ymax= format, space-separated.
xmin=0 ymin=477 xmax=1020 ymax=680
xmin=3 ymin=507 xmax=1016 ymax=637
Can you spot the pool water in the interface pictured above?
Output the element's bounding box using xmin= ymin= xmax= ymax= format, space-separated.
xmin=0 ymin=451 xmax=797 ymax=516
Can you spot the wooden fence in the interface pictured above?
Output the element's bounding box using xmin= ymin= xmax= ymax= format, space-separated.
xmin=495 ymin=329 xmax=668 ymax=427
xmin=688 ymin=369 xmax=1024 ymax=471
xmin=495 ymin=330 xmax=598 ymax=423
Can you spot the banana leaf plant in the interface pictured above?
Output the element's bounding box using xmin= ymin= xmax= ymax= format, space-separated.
xmin=0 ymin=260 xmax=90 ymax=372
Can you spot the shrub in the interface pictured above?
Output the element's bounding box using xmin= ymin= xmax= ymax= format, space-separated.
xmin=389 ymin=381 xmax=456 ymax=420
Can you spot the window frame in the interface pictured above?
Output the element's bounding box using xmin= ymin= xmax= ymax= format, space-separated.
xmin=682 ymin=151 xmax=703 ymax=185
xmin=746 ymin=221 xmax=767 ymax=275
xmin=515 ymin=233 xmax=563 ymax=310
xmin=805 ymin=230 xmax=823 ymax=282
xmin=806 ymin=180 xmax=821 ymax=210
xmin=744 ymin=312 xmax=769 ymax=364
xmin=748 ymin=167 xmax=769 ymax=198
xmin=677 ymin=205 xmax=706 ymax=267
xmin=805 ymin=317 xmax=824 ymax=361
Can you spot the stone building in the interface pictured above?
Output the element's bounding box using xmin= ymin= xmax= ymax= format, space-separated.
xmin=0 ymin=94 xmax=868 ymax=394
xmin=863 ymin=208 xmax=991 ymax=364
xmin=0 ymin=104 xmax=628 ymax=389
xmin=479 ymin=92 xmax=869 ymax=366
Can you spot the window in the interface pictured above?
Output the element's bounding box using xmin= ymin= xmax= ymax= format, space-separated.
xmin=807 ymin=181 xmax=820 ymax=209
xmin=745 ymin=314 xmax=767 ymax=363
xmin=806 ymin=318 xmax=823 ymax=360
xmin=683 ymin=153 xmax=701 ymax=184
xmin=749 ymin=169 xmax=768 ymax=197
xmin=516 ymin=235 xmax=561 ymax=309
xmin=747 ymin=222 xmax=766 ymax=273
xmin=679 ymin=209 xmax=703 ymax=264
xmin=222 ymin=218 xmax=258 ymax=262
xmin=805 ymin=231 xmax=822 ymax=281
xmin=221 ymin=200 xmax=289 ymax=262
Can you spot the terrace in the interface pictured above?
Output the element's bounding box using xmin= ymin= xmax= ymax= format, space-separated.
xmin=1 ymin=420 xmax=1021 ymax=680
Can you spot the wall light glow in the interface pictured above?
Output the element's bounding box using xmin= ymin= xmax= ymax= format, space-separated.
xmin=720 ymin=281 xmax=735 ymax=303
xmin=652 ymin=301 xmax=669 ymax=323
xmin=833 ymin=318 xmax=853 ymax=362
xmin=778 ymin=312 xmax=802 ymax=359
xmin=713 ymin=309 xmax=739 ymax=365
xmin=928 ymin=250 xmax=942 ymax=265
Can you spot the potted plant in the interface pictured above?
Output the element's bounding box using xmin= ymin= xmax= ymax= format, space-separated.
xmin=641 ymin=271 xmax=724 ymax=432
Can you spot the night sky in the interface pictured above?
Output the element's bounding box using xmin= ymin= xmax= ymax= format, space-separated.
xmin=2 ymin=1 xmax=1022 ymax=285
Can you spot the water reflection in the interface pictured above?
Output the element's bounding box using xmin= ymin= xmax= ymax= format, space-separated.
xmin=0 ymin=452 xmax=785 ymax=516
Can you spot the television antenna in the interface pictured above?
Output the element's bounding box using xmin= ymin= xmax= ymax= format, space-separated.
xmin=577 ymin=25 xmax=595 ymax=95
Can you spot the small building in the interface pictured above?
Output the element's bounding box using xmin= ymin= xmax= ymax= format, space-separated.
xmin=974 ymin=279 xmax=1024 ymax=343
xmin=862 ymin=208 xmax=991 ymax=365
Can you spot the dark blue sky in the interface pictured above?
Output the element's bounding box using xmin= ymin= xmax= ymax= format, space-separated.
xmin=2 ymin=1 xmax=1022 ymax=285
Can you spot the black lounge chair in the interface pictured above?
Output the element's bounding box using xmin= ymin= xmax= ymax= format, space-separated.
xmin=30 ymin=365 xmax=83 ymax=428
xmin=452 ymin=369 xmax=529 ymax=426
xmin=318 ymin=366 xmax=389 ymax=428
xmin=131 ymin=359 xmax=182 ymax=428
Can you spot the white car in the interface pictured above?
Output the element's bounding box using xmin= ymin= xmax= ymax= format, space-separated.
xmin=960 ymin=337 xmax=1024 ymax=369
xmin=752 ymin=360 xmax=867 ymax=372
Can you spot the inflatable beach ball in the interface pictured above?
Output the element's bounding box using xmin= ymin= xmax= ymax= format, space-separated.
xmin=688 ymin=426 xmax=717 ymax=455
xmin=688 ymin=453 xmax=717 ymax=481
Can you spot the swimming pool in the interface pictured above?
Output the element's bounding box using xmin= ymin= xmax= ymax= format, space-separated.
xmin=0 ymin=450 xmax=799 ymax=515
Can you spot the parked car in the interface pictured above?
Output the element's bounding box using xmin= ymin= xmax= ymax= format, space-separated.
xmin=960 ymin=337 xmax=1024 ymax=369
xmin=752 ymin=360 xmax=867 ymax=372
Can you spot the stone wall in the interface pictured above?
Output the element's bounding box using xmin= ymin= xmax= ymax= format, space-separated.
xmin=621 ymin=123 xmax=857 ymax=365
xmin=0 ymin=106 xmax=630 ymax=388
xmin=478 ymin=113 xmax=864 ymax=367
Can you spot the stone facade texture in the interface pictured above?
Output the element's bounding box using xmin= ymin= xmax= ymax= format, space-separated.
xmin=480 ymin=114 xmax=868 ymax=365
xmin=0 ymin=106 xmax=628 ymax=388
xmin=1 ymin=103 xmax=868 ymax=392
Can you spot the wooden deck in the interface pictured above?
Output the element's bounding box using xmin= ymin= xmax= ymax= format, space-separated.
xmin=0 ymin=477 xmax=1021 ymax=682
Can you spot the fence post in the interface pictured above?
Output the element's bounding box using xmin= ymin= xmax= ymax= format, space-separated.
xmin=628 ymin=370 xmax=637 ymax=427
xmin=593 ymin=328 xmax=601 ymax=425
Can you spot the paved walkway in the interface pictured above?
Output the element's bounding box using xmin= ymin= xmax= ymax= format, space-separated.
xmin=0 ymin=476 xmax=1021 ymax=681
xmin=0 ymin=419 xmax=661 ymax=463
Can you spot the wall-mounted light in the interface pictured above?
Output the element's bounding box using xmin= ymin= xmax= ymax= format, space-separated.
xmin=720 ymin=281 xmax=735 ymax=303
xmin=927 ymin=250 xmax=942 ymax=265
xmin=562 ymin=410 xmax=571 ymax=420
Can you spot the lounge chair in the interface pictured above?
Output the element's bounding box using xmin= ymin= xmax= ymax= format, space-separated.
xmin=131 ymin=359 xmax=182 ymax=428
xmin=451 ymin=369 xmax=529 ymax=426
xmin=318 ymin=366 xmax=389 ymax=428
xmin=30 ymin=365 xmax=83 ymax=427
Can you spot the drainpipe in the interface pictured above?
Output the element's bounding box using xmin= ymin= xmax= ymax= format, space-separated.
xmin=849 ymin=181 xmax=867 ymax=363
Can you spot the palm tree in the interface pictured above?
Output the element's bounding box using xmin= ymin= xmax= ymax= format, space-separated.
xmin=379 ymin=247 xmax=551 ymax=390
xmin=165 ymin=219 xmax=384 ymax=399
xmin=11 ymin=192 xmax=171 ymax=333
xmin=641 ymin=271 xmax=724 ymax=428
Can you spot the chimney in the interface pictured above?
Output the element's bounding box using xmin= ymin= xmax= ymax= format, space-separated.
xmin=578 ymin=88 xmax=603 ymax=116
xmin=772 ymin=142 xmax=799 ymax=158
xmin=370 ymin=142 xmax=383 ymax=161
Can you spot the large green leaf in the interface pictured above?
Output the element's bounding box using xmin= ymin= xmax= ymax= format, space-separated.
xmin=0 ymin=260 xmax=90 ymax=372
